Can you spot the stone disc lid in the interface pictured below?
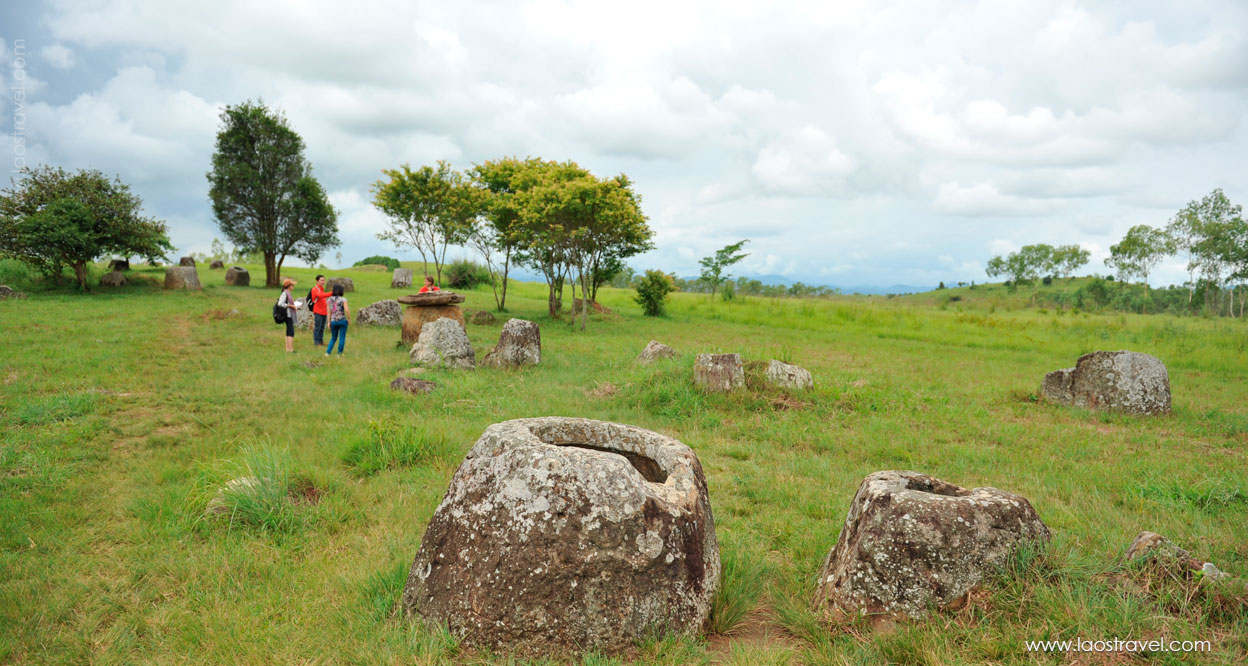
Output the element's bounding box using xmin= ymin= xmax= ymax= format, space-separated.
xmin=466 ymin=417 xmax=705 ymax=505
xmin=397 ymin=292 xmax=465 ymax=306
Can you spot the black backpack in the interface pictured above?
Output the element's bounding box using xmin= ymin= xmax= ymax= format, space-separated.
xmin=307 ymin=288 xmax=316 ymax=314
xmin=273 ymin=293 xmax=287 ymax=324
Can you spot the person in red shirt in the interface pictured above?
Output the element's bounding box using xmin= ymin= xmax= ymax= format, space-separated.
xmin=418 ymin=276 xmax=440 ymax=293
xmin=310 ymin=274 xmax=332 ymax=346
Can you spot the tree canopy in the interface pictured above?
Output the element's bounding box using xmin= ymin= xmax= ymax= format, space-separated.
xmin=373 ymin=160 xmax=479 ymax=287
xmin=698 ymin=240 xmax=750 ymax=299
xmin=1106 ymin=225 xmax=1174 ymax=294
xmin=0 ymin=165 xmax=172 ymax=290
xmin=207 ymin=100 xmax=339 ymax=288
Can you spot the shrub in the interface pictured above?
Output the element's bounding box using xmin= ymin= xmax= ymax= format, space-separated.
xmin=0 ymin=259 xmax=40 ymax=291
xmin=634 ymin=269 xmax=675 ymax=316
xmin=198 ymin=446 xmax=318 ymax=534
xmin=443 ymin=259 xmax=491 ymax=289
xmin=353 ymin=255 xmax=400 ymax=270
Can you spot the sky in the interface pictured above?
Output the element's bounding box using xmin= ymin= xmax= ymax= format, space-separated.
xmin=2 ymin=0 xmax=1246 ymax=291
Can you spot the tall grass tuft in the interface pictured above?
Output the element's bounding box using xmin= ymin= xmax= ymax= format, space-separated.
xmin=195 ymin=445 xmax=317 ymax=534
xmin=363 ymin=560 xmax=410 ymax=622
xmin=708 ymin=544 xmax=770 ymax=635
xmin=14 ymin=392 xmax=96 ymax=425
xmin=340 ymin=420 xmax=451 ymax=477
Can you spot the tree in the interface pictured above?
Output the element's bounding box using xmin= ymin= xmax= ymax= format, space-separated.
xmin=1105 ymin=225 xmax=1173 ymax=295
xmin=699 ymin=240 xmax=749 ymax=299
xmin=373 ymin=160 xmax=478 ymax=287
xmin=469 ymin=157 xmax=544 ymax=311
xmin=634 ymin=269 xmax=675 ymax=316
xmin=0 ymin=165 xmax=172 ymax=289
xmin=207 ymin=100 xmax=339 ymax=288
xmin=984 ymin=244 xmax=1054 ymax=288
xmin=1052 ymin=244 xmax=1090 ymax=279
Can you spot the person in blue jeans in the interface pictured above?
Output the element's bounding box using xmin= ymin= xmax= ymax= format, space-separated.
xmin=325 ymin=284 xmax=350 ymax=355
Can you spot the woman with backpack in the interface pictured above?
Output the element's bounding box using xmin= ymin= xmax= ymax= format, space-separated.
xmin=325 ymin=283 xmax=350 ymax=355
xmin=277 ymin=278 xmax=299 ymax=353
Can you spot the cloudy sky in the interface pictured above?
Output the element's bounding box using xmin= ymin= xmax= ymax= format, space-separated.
xmin=2 ymin=1 xmax=1246 ymax=290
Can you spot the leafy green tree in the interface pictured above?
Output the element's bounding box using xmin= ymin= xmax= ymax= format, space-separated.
xmin=699 ymin=240 xmax=749 ymax=299
xmin=1052 ymin=244 xmax=1090 ymax=278
xmin=1167 ymin=189 xmax=1242 ymax=305
xmin=469 ymin=157 xmax=548 ymax=311
xmin=985 ymin=244 xmax=1054 ymax=288
xmin=634 ymin=269 xmax=675 ymax=316
xmin=207 ymin=100 xmax=339 ymax=288
xmin=373 ymin=160 xmax=478 ymax=287
xmin=1105 ymin=225 xmax=1174 ymax=295
xmin=0 ymin=165 xmax=172 ymax=290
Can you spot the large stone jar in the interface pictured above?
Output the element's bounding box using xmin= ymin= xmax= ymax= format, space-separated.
xmin=399 ymin=292 xmax=466 ymax=346
xmin=402 ymin=417 xmax=721 ymax=656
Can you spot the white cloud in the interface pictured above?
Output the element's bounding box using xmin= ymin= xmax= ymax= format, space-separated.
xmin=40 ymin=44 xmax=76 ymax=69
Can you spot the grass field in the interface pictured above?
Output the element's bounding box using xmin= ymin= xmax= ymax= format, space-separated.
xmin=2 ymin=263 xmax=1246 ymax=665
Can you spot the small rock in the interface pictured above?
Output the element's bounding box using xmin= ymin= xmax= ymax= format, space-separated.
xmin=205 ymin=476 xmax=261 ymax=515
xmin=765 ymin=360 xmax=813 ymax=389
xmin=410 ymin=317 xmax=476 ymax=369
xmin=164 ymin=266 xmax=202 ymax=290
xmin=209 ymin=260 xmax=225 ymax=269
xmin=694 ymin=353 xmax=743 ymax=392
xmin=356 ymin=299 xmax=402 ymax=326
xmin=813 ymin=470 xmax=1050 ymax=621
xmin=470 ymin=310 xmax=496 ymax=325
xmin=302 ymin=360 xmax=322 ymax=369
xmin=224 ymin=266 xmax=250 ymax=286
xmin=100 ymin=271 xmax=127 ymax=288
xmin=178 ymin=256 xmax=196 ymax=267
xmin=1124 ymin=531 xmax=1227 ymax=580
xmin=482 ymin=319 xmax=540 ymax=368
xmin=0 ymin=285 xmax=26 ymax=301
xmin=636 ymin=340 xmax=677 ymax=364
xmin=1042 ymin=350 xmax=1171 ymax=415
xmin=392 ymin=268 xmax=413 ymax=288
xmin=391 ymin=377 xmax=437 ymax=394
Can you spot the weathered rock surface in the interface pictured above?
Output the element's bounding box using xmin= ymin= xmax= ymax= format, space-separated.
xmin=0 ymin=285 xmax=25 ymax=300
xmin=209 ymin=260 xmax=225 ymax=269
xmin=1042 ymin=350 xmax=1171 ymax=415
xmin=224 ymin=266 xmax=250 ymax=286
xmin=178 ymin=256 xmax=196 ymax=267
xmin=164 ymin=266 xmax=202 ymax=290
xmin=694 ymin=353 xmax=743 ymax=392
xmin=293 ymin=301 xmax=313 ymax=330
xmin=107 ymin=259 xmax=130 ymax=272
xmin=391 ymin=268 xmax=413 ymax=288
xmin=1124 ymin=531 xmax=1228 ymax=580
xmin=470 ymin=310 xmax=496 ymax=325
xmin=398 ymin=292 xmax=466 ymax=306
xmin=482 ymin=319 xmax=541 ymax=368
xmin=356 ymin=299 xmax=402 ymax=326
xmin=402 ymin=302 xmax=465 ymax=346
xmin=390 ymin=376 xmax=437 ymax=395
xmin=766 ymin=360 xmax=813 ymax=389
xmin=100 ymin=271 xmax=127 ymax=288
xmin=205 ymin=476 xmax=262 ymax=516
xmin=636 ymin=340 xmax=677 ymax=364
xmin=327 ymin=277 xmax=354 ymax=292
xmin=814 ymin=470 xmax=1050 ymax=621
xmin=402 ymin=417 xmax=721 ymax=656
xmin=410 ymin=317 xmax=475 ymax=369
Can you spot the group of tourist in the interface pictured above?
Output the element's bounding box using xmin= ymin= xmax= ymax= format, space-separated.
xmin=277 ymin=274 xmax=439 ymax=353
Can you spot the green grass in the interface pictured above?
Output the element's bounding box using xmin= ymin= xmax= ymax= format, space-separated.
xmin=1 ymin=261 xmax=1245 ymax=664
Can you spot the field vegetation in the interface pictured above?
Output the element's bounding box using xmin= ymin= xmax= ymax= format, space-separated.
xmin=2 ymin=262 xmax=1245 ymax=664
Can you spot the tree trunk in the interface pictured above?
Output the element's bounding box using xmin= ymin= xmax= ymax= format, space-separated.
xmin=497 ymin=249 xmax=511 ymax=311
xmin=276 ymin=254 xmax=287 ymax=289
xmin=264 ymin=252 xmax=278 ymax=288
xmin=73 ymin=261 xmax=89 ymax=291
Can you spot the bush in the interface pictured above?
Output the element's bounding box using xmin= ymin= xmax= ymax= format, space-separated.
xmin=443 ymin=259 xmax=491 ymax=290
xmin=340 ymin=420 xmax=450 ymax=477
xmin=0 ymin=258 xmax=41 ymax=291
xmin=634 ymin=269 xmax=675 ymax=316
xmin=353 ymin=255 xmax=400 ymax=270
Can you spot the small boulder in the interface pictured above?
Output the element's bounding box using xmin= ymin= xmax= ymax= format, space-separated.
xmin=814 ymin=470 xmax=1050 ymax=621
xmin=390 ymin=377 xmax=437 ymax=395
xmin=107 ymin=259 xmax=130 ymax=272
xmin=356 ymin=299 xmax=402 ymax=326
xmin=482 ymin=319 xmax=540 ymax=368
xmin=636 ymin=340 xmax=677 ymax=364
xmin=1124 ymin=531 xmax=1228 ymax=580
xmin=204 ymin=476 xmax=262 ymax=516
xmin=0 ymin=285 xmax=23 ymax=301
xmin=209 ymin=259 xmax=225 ymax=269
xmin=327 ymin=277 xmax=354 ymax=292
xmin=470 ymin=310 xmax=496 ymax=325
xmin=694 ymin=353 xmax=743 ymax=392
xmin=401 ymin=417 xmax=721 ymax=656
xmin=766 ymin=360 xmax=813 ymax=389
xmin=164 ymin=266 xmax=202 ymax=290
xmin=410 ymin=317 xmax=475 ymax=369
xmin=391 ymin=268 xmax=413 ymax=288
xmin=100 ymin=271 xmax=127 ymax=288
xmin=1042 ymin=350 xmax=1170 ymax=415
xmin=178 ymin=256 xmax=196 ymax=267
xmin=224 ymin=266 xmax=250 ymax=287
